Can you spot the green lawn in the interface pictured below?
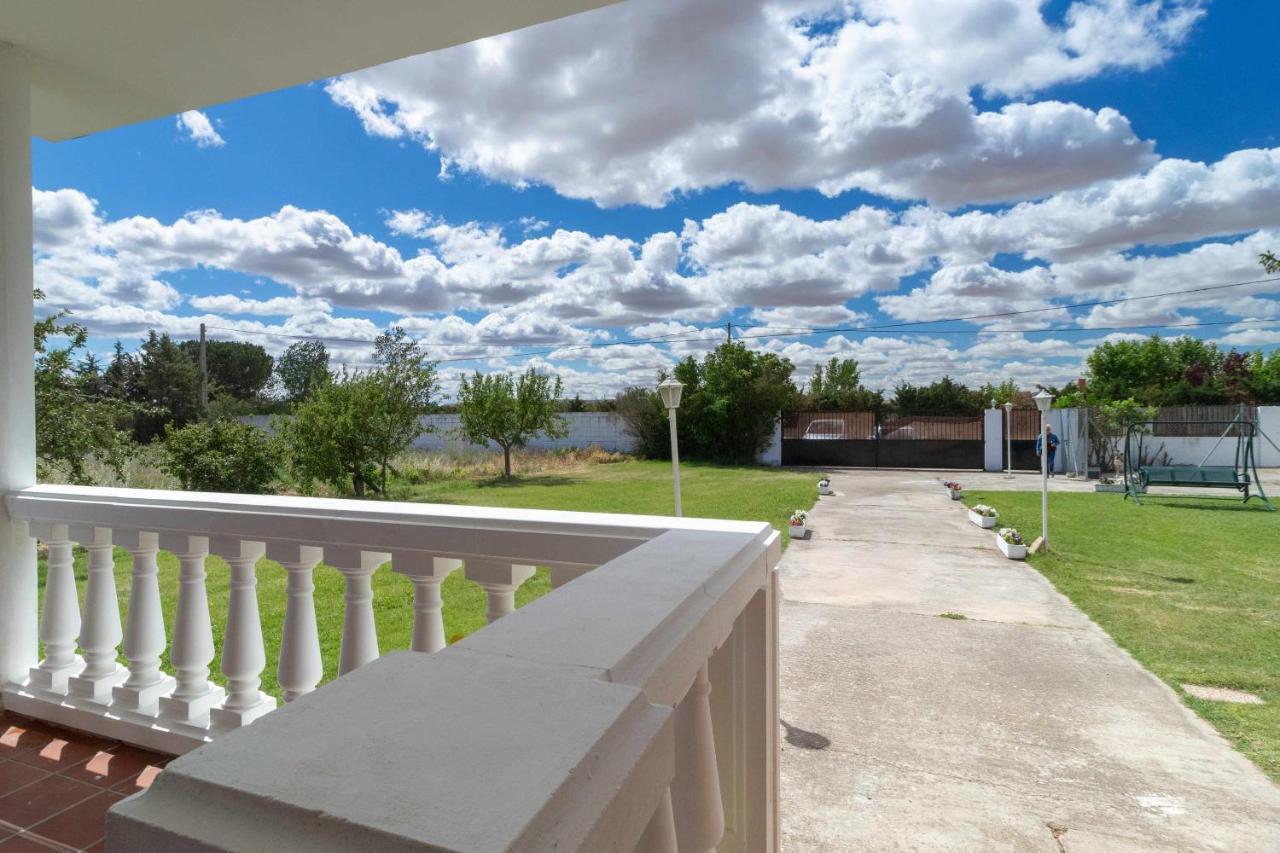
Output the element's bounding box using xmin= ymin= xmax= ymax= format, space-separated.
xmin=43 ymin=460 xmax=813 ymax=699
xmin=963 ymin=487 xmax=1280 ymax=780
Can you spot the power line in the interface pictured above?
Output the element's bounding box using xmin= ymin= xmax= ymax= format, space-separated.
xmin=82 ymin=272 xmax=1280 ymax=364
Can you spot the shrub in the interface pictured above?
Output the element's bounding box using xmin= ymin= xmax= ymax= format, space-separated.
xmin=614 ymin=387 xmax=670 ymax=459
xmin=162 ymin=420 xmax=279 ymax=494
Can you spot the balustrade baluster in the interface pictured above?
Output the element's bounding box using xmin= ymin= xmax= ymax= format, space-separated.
xmin=159 ymin=534 xmax=225 ymax=725
xmin=113 ymin=531 xmax=175 ymax=714
xmin=466 ymin=561 xmax=535 ymax=623
xmin=635 ymin=788 xmax=678 ymax=853
xmin=392 ymin=554 xmax=459 ymax=653
xmin=328 ymin=549 xmax=390 ymax=675
xmin=671 ymin=663 xmax=725 ymax=853
xmin=210 ymin=539 xmax=275 ymax=729
xmin=28 ymin=523 xmax=83 ymax=692
xmin=67 ymin=527 xmax=126 ymax=703
xmin=270 ymin=544 xmax=323 ymax=702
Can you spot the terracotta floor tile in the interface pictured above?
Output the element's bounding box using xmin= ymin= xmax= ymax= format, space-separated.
xmin=0 ymin=775 xmax=98 ymax=832
xmin=0 ymin=764 xmax=47 ymax=801
xmin=109 ymin=764 xmax=162 ymax=796
xmin=57 ymin=747 xmax=162 ymax=790
xmin=27 ymin=792 xmax=122 ymax=851
xmin=0 ymin=833 xmax=70 ymax=852
xmin=9 ymin=738 xmax=103 ymax=776
xmin=0 ymin=724 xmax=58 ymax=761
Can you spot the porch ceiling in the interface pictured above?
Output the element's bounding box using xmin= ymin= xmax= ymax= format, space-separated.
xmin=1 ymin=0 xmax=619 ymax=141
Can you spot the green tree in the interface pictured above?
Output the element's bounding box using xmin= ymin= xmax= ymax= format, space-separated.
xmin=102 ymin=341 xmax=140 ymax=401
xmin=1261 ymin=251 xmax=1279 ymax=274
xmin=367 ymin=328 xmax=439 ymax=492
xmin=806 ymin=357 xmax=883 ymax=410
xmin=162 ymin=420 xmax=279 ymax=493
xmin=131 ymin=331 xmax=203 ymax=442
xmin=674 ymin=342 xmax=800 ymax=464
xmin=278 ymin=372 xmax=384 ymax=496
xmin=614 ymin=386 xmax=670 ymax=459
xmin=275 ymin=339 xmax=331 ymax=402
xmin=33 ymin=291 xmax=135 ymax=483
xmin=456 ymin=368 xmax=569 ymax=478
xmin=892 ymin=376 xmax=984 ymax=415
xmin=178 ymin=339 xmax=274 ymax=400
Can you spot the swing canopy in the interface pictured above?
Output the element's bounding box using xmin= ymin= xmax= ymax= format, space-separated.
xmin=1123 ymin=415 xmax=1273 ymax=511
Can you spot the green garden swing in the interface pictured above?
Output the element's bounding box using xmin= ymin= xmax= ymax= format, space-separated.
xmin=1123 ymin=413 xmax=1274 ymax=511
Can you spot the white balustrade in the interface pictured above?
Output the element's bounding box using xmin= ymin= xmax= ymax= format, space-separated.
xmin=27 ymin=523 xmax=82 ymax=691
xmin=465 ymin=560 xmax=536 ymax=623
xmin=392 ymin=553 xmax=461 ymax=654
xmin=1 ymin=485 xmax=780 ymax=852
xmin=327 ymin=548 xmax=390 ymax=675
xmin=210 ymin=539 xmax=275 ymax=730
xmin=66 ymin=526 xmax=126 ymax=703
xmin=113 ymin=530 xmax=175 ymax=714
xmin=159 ymin=534 xmax=224 ymax=726
xmin=672 ymin=663 xmax=725 ymax=853
xmin=271 ymin=543 xmax=324 ymax=702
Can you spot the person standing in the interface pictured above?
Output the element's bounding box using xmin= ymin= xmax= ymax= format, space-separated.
xmin=1036 ymin=423 xmax=1060 ymax=478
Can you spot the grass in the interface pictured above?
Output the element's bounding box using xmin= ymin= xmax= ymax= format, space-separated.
xmin=963 ymin=487 xmax=1280 ymax=780
xmin=40 ymin=458 xmax=814 ymax=700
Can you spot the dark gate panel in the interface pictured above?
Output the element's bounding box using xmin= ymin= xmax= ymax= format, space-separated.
xmin=782 ymin=411 xmax=984 ymax=468
xmin=1005 ymin=409 xmax=1041 ymax=471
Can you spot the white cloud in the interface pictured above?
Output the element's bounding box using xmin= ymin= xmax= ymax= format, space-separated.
xmin=327 ymin=0 xmax=1198 ymax=207
xmin=176 ymin=110 xmax=226 ymax=148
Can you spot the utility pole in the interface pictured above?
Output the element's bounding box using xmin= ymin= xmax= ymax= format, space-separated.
xmin=726 ymin=321 xmax=733 ymax=342
xmin=198 ymin=322 xmax=209 ymax=417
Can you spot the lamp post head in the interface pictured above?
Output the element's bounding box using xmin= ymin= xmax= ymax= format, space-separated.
xmin=657 ymin=378 xmax=684 ymax=410
xmin=1033 ymin=388 xmax=1053 ymax=413
xmin=1003 ymin=400 xmax=1013 ymax=412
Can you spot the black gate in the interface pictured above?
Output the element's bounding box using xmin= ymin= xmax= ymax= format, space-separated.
xmin=1005 ymin=408 xmax=1042 ymax=471
xmin=781 ymin=411 xmax=985 ymax=469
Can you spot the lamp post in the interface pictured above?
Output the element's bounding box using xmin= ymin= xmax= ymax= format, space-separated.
xmin=1034 ymin=389 xmax=1054 ymax=551
xmin=1003 ymin=401 xmax=1014 ymax=479
xmin=657 ymin=378 xmax=685 ymax=517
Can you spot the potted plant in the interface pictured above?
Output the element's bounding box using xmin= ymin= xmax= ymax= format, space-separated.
xmin=943 ymin=480 xmax=963 ymax=500
xmin=789 ymin=510 xmax=808 ymax=539
xmin=968 ymin=504 xmax=998 ymax=529
xmin=817 ymin=477 xmax=833 ymax=496
xmin=995 ymin=527 xmax=1027 ymax=560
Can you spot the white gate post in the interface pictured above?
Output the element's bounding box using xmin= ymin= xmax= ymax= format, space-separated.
xmin=0 ymin=43 xmax=37 ymax=687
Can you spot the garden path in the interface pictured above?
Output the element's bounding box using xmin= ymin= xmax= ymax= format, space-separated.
xmin=778 ymin=470 xmax=1280 ymax=851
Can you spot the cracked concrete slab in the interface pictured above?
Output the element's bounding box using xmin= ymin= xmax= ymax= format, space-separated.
xmin=779 ymin=470 xmax=1280 ymax=852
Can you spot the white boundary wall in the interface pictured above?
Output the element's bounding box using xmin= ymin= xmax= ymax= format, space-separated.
xmin=982 ymin=405 xmax=1280 ymax=473
xmin=244 ymin=412 xmax=637 ymax=454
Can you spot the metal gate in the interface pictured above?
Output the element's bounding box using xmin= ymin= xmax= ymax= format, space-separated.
xmin=781 ymin=411 xmax=985 ymax=469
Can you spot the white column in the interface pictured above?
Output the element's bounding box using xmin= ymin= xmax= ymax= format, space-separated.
xmin=328 ymin=549 xmax=389 ymax=675
xmin=671 ymin=663 xmax=725 ymax=853
xmin=159 ymin=535 xmax=224 ymax=725
xmin=67 ymin=527 xmax=127 ymax=702
xmin=0 ymin=43 xmax=37 ymax=687
xmin=113 ymin=531 xmax=175 ymax=714
xmin=392 ymin=554 xmax=459 ymax=653
xmin=269 ymin=544 xmax=323 ymax=702
xmin=466 ymin=560 xmax=536 ymax=624
xmin=210 ymin=540 xmax=275 ymax=729
xmin=635 ymin=789 xmax=679 ymax=853
xmin=28 ymin=523 xmax=83 ymax=691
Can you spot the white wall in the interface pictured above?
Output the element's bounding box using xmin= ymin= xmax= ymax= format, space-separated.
xmin=244 ymin=412 xmax=637 ymax=453
xmin=983 ymin=409 xmax=1003 ymax=471
xmin=1048 ymin=405 xmax=1280 ymax=471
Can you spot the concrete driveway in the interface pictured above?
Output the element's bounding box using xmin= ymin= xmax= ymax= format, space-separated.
xmin=779 ymin=470 xmax=1280 ymax=852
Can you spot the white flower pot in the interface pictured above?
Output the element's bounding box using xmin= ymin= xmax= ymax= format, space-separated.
xmin=968 ymin=509 xmax=997 ymax=529
xmin=948 ymin=489 xmax=963 ymax=501
xmin=818 ymin=485 xmax=834 ymax=496
xmin=790 ymin=523 xmax=807 ymax=539
xmin=996 ymin=534 xmax=1027 ymax=560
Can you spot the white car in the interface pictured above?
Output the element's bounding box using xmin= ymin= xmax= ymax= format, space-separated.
xmin=802 ymin=419 xmax=848 ymax=439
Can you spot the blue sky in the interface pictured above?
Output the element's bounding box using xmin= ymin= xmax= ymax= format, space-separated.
xmin=32 ymin=0 xmax=1280 ymax=397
